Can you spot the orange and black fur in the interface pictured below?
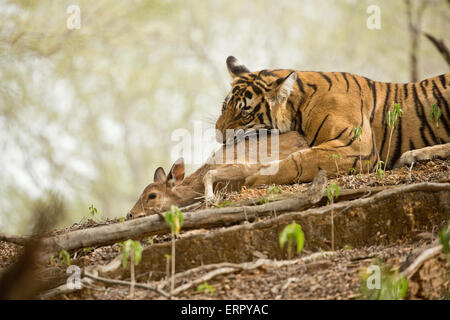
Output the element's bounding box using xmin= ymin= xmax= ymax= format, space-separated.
xmin=216 ymin=56 xmax=449 ymax=185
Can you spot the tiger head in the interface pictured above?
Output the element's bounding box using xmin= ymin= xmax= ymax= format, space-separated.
xmin=216 ymin=56 xmax=298 ymax=144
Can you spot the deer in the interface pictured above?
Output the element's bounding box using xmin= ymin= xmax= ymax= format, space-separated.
xmin=127 ymin=131 xmax=308 ymax=219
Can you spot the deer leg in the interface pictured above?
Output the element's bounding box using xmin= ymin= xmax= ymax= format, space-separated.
xmin=203 ymin=164 xmax=261 ymax=203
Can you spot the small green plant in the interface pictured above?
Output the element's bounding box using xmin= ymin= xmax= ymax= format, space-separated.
xmin=118 ymin=217 xmax=125 ymax=222
xmin=326 ymin=183 xmax=340 ymax=251
xmin=329 ymin=153 xmax=342 ymax=176
xmin=59 ymin=249 xmax=71 ymax=266
xmin=326 ymin=183 xmax=340 ymax=204
xmin=375 ymin=161 xmax=384 ymax=180
xmin=197 ymin=282 xmax=215 ymax=295
xmin=83 ymin=247 xmax=93 ymax=253
xmin=214 ymin=200 xmax=232 ymax=208
xmin=88 ymin=204 xmax=105 ymax=222
xmin=349 ymin=167 xmax=357 ymax=175
xmin=343 ymin=244 xmax=353 ymax=251
xmin=279 ymin=222 xmax=305 ymax=259
xmin=429 ymin=104 xmax=442 ymax=128
xmin=165 ymin=205 xmax=184 ymax=293
xmin=353 ymin=126 xmax=363 ymax=173
xmin=121 ymin=239 xmax=143 ymax=297
xmin=385 ymin=103 xmax=403 ymax=171
xmin=259 ymin=197 xmax=269 ymax=205
xmin=88 ymin=204 xmax=98 ymax=217
xmin=121 ymin=240 xmax=143 ymax=268
xmin=268 ymin=185 xmax=283 ymax=195
xmin=147 ymin=237 xmax=154 ymax=245
xmin=359 ymin=258 xmax=408 ymax=300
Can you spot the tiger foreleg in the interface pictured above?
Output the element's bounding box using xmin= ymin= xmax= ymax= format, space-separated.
xmin=244 ymin=140 xmax=373 ymax=186
xmin=393 ymin=143 xmax=450 ymax=168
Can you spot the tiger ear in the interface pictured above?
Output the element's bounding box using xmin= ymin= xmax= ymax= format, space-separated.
xmin=166 ymin=157 xmax=185 ymax=187
xmin=265 ymin=71 xmax=297 ymax=108
xmin=154 ymin=167 xmax=166 ymax=183
xmin=226 ymin=56 xmax=250 ymax=79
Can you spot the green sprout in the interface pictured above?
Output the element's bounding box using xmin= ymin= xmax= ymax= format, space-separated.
xmin=375 ymin=161 xmax=384 ymax=180
xmin=165 ymin=205 xmax=184 ymax=293
xmin=279 ymin=222 xmax=305 ymax=259
xmin=429 ymin=104 xmax=442 ymax=128
xmin=165 ymin=205 xmax=184 ymax=236
xmin=88 ymin=204 xmax=105 ymax=222
xmin=329 ymin=153 xmax=342 ymax=176
xmin=259 ymin=197 xmax=269 ymax=205
xmin=268 ymin=185 xmax=283 ymax=195
xmin=121 ymin=239 xmax=143 ymax=297
xmin=88 ymin=204 xmax=98 ymax=217
xmin=385 ymin=103 xmax=402 ymax=171
xmin=326 ymin=183 xmax=340 ymax=205
xmin=121 ymin=239 xmax=143 ymax=268
xmin=83 ymin=247 xmax=93 ymax=253
xmin=59 ymin=249 xmax=71 ymax=266
xmin=197 ymin=282 xmax=215 ymax=295
xmin=214 ymin=200 xmax=232 ymax=208
xmin=349 ymin=167 xmax=357 ymax=175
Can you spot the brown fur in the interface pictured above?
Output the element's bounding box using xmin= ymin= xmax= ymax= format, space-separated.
xmin=127 ymin=131 xmax=308 ymax=218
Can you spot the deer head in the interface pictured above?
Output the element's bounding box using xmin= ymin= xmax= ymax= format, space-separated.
xmin=126 ymin=158 xmax=187 ymax=219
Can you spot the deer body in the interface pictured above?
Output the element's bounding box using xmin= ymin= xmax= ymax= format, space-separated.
xmin=127 ymin=131 xmax=307 ymax=219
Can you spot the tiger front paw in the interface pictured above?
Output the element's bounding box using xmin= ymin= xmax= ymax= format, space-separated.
xmin=394 ymin=144 xmax=450 ymax=168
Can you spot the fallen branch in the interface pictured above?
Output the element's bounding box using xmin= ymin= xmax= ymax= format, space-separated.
xmin=158 ymin=251 xmax=334 ymax=292
xmin=40 ymin=267 xmax=171 ymax=299
xmin=83 ymin=271 xmax=171 ymax=299
xmin=229 ymin=184 xmax=397 ymax=208
xmin=169 ymin=255 xmax=332 ymax=296
xmin=400 ymin=245 xmax=444 ymax=279
xmin=0 ymin=232 xmax=31 ymax=246
xmin=36 ymin=171 xmax=327 ymax=256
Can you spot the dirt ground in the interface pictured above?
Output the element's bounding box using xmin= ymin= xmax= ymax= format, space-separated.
xmin=0 ymin=159 xmax=449 ymax=300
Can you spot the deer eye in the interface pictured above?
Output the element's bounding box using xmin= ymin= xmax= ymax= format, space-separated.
xmin=148 ymin=193 xmax=157 ymax=201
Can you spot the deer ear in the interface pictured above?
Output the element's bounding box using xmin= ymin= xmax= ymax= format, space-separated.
xmin=153 ymin=167 xmax=166 ymax=183
xmin=226 ymin=56 xmax=250 ymax=79
xmin=265 ymin=71 xmax=297 ymax=108
xmin=167 ymin=157 xmax=185 ymax=187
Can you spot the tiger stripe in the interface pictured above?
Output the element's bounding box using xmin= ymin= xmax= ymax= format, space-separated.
xmin=217 ymin=57 xmax=450 ymax=183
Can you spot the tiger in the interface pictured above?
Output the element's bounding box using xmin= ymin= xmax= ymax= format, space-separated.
xmin=215 ymin=56 xmax=450 ymax=186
